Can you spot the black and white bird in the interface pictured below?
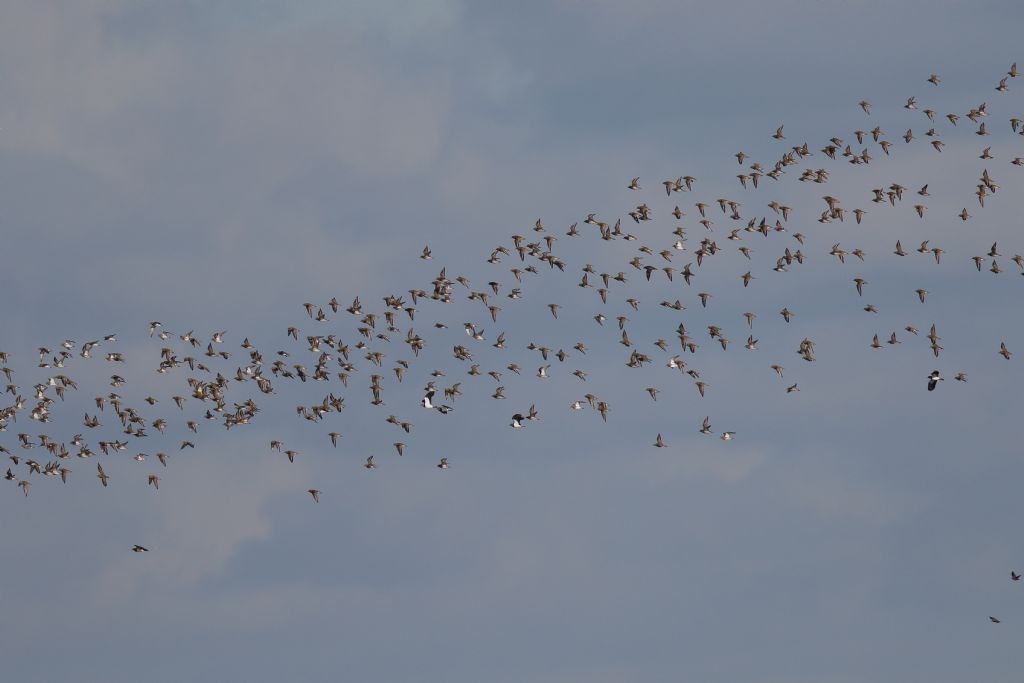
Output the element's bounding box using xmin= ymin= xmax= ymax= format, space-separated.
xmin=510 ymin=413 xmax=525 ymax=429
xmin=422 ymin=386 xmax=436 ymax=409
xmin=132 ymin=545 xmax=149 ymax=553
xmin=927 ymin=370 xmax=943 ymax=391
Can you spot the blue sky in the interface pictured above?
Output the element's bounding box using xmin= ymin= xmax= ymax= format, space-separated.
xmin=1 ymin=2 xmax=1023 ymax=681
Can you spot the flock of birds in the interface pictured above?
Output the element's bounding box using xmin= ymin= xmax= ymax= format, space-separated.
xmin=4 ymin=64 xmax=1024 ymax=619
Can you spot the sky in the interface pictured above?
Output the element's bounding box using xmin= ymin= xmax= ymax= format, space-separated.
xmin=1 ymin=1 xmax=1024 ymax=681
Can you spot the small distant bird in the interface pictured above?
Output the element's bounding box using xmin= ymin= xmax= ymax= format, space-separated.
xmin=720 ymin=432 xmax=735 ymax=441
xmin=927 ymin=370 xmax=943 ymax=391
xmin=308 ymin=489 xmax=320 ymax=503
xmin=990 ymin=616 xmax=1001 ymax=624
xmin=132 ymin=545 xmax=149 ymax=553
xmin=700 ymin=416 xmax=712 ymax=435
xmin=420 ymin=245 xmax=432 ymax=260
xmin=437 ymin=458 xmax=449 ymax=469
